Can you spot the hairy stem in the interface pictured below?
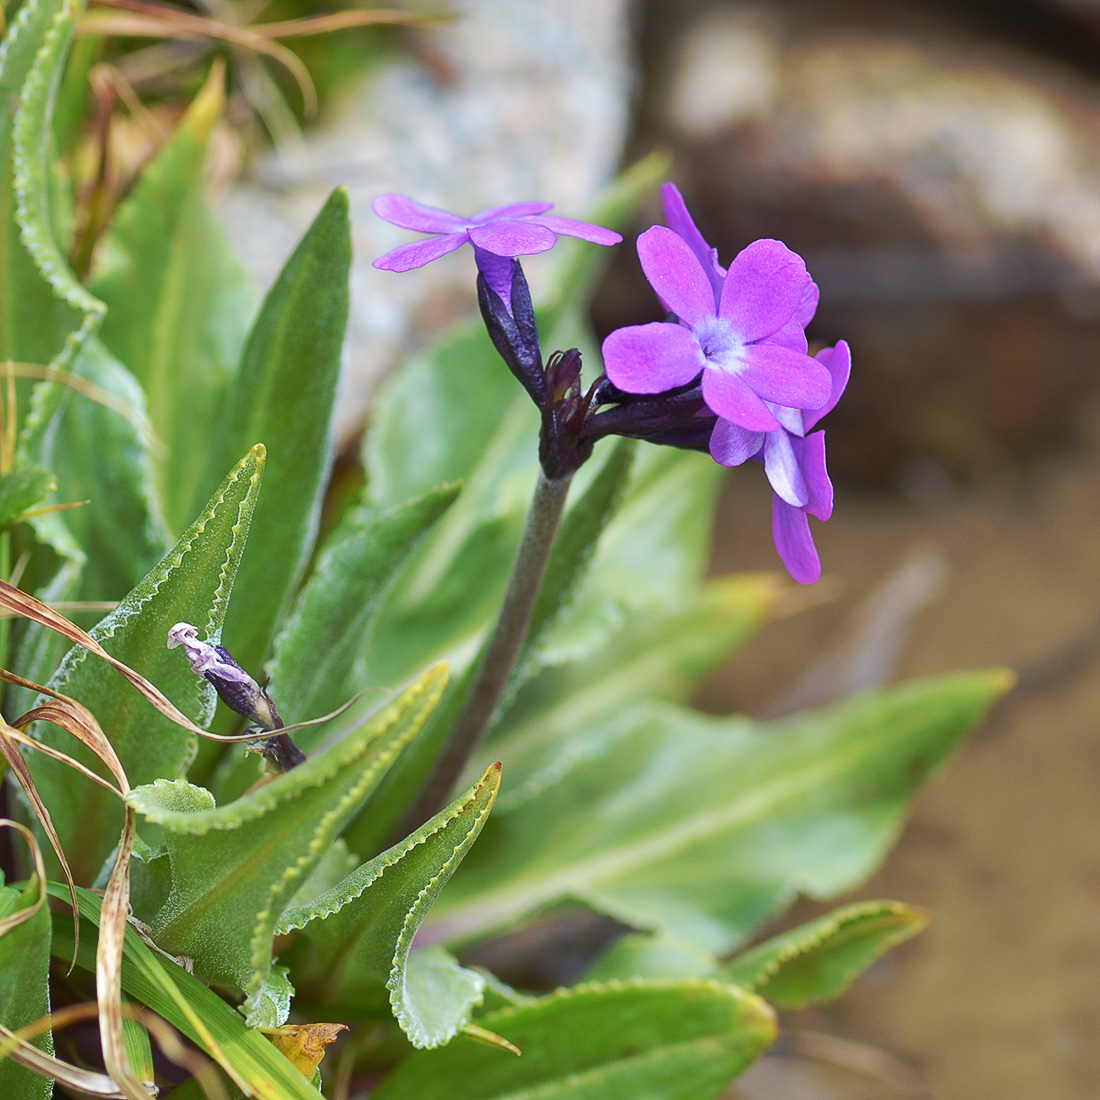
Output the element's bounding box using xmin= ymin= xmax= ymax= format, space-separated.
xmin=404 ymin=469 xmax=573 ymax=829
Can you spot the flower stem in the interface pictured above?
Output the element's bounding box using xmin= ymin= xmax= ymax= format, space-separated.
xmin=405 ymin=469 xmax=573 ymax=829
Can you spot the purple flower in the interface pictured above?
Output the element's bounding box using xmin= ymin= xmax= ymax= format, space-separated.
xmin=372 ymin=194 xmax=621 ymax=305
xmin=710 ymin=340 xmax=851 ymax=584
xmin=601 ymin=200 xmax=830 ymax=433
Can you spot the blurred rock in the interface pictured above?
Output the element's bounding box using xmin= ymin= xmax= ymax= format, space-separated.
xmin=604 ymin=1 xmax=1100 ymax=485
xmin=218 ymin=0 xmax=633 ymax=445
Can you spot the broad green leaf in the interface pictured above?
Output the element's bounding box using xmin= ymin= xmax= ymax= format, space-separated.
xmin=0 ymin=0 xmax=99 ymax=374
xmin=127 ymin=664 xmax=448 ymax=1023
xmin=371 ymin=979 xmax=776 ymax=1100
xmin=49 ymin=887 xmax=320 ymax=1100
xmin=721 ymin=899 xmax=928 ymax=1007
xmin=279 ymin=763 xmax=499 ymax=1047
xmin=0 ymin=872 xmax=53 ymax=1100
xmin=200 ymin=187 xmax=351 ymax=674
xmin=271 ymin=482 xmax=461 ymax=731
xmin=25 ymin=338 xmax=169 ymax=602
xmin=29 ymin=446 xmax=264 ymax=881
xmin=0 ymin=465 xmax=55 ymax=528
xmin=427 ymin=671 xmax=1013 ymax=954
xmin=487 ymin=574 xmax=778 ymax=811
xmin=91 ymin=65 xmax=257 ymax=534
xmin=213 ymin=483 xmax=460 ymax=802
xmin=12 ymin=0 xmax=106 ymax=442
xmin=585 ymin=931 xmax=720 ymax=984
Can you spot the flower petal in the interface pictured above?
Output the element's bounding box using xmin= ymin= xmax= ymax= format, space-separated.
xmin=471 ymin=201 xmax=555 ymax=221
xmin=372 ymin=193 xmax=468 ymax=233
xmin=709 ymin=419 xmax=764 ymax=467
xmin=472 ymin=246 xmax=516 ymax=310
xmin=764 ymin=429 xmax=809 ymax=507
xmin=798 ymin=431 xmax=834 ymax=520
xmin=637 ymin=225 xmax=718 ymax=327
xmin=804 ymin=340 xmax=852 ymax=429
xmin=662 ymin=183 xmax=725 ymax=302
xmin=794 ymin=279 xmax=820 ymax=328
xmin=530 ymin=215 xmax=622 ymax=246
xmin=719 ymin=239 xmax=811 ymax=342
xmin=602 ymin=322 xmax=703 ymax=394
xmin=772 ymin=497 xmax=821 ymax=584
xmin=371 ymin=232 xmax=468 ymax=271
xmin=701 ymin=367 xmax=780 ymax=431
xmin=467 ymin=220 xmax=557 ymax=256
xmin=738 ymin=343 xmax=832 ymax=410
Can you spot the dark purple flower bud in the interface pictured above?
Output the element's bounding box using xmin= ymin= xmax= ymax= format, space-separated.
xmin=476 ymin=253 xmax=545 ymax=406
xmin=539 ymin=348 xmax=596 ymax=480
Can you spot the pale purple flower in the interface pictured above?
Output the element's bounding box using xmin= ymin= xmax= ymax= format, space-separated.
xmin=601 ymin=210 xmax=831 ymax=432
xmin=710 ymin=340 xmax=851 ymax=584
xmin=372 ymin=194 xmax=621 ymax=306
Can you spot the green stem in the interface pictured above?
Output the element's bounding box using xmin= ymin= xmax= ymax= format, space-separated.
xmin=404 ymin=469 xmax=573 ymax=830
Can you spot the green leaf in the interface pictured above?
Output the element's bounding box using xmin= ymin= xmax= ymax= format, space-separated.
xmin=91 ymin=65 xmax=257 ymax=535
xmin=29 ymin=445 xmax=265 ymax=882
xmin=426 ymin=670 xmax=1013 ymax=953
xmin=279 ymin=763 xmax=499 ymax=1047
xmin=0 ymin=875 xmax=53 ymax=1100
xmin=126 ymin=664 xmax=448 ymax=1023
xmin=371 ymin=979 xmax=776 ymax=1100
xmin=488 ymin=574 xmax=778 ymax=811
xmin=721 ymin=899 xmax=928 ymax=1007
xmin=585 ymin=931 xmax=720 ymax=984
xmin=25 ymin=338 xmax=170 ymax=601
xmin=0 ymin=465 xmax=55 ymax=528
xmin=49 ymin=886 xmax=321 ymax=1100
xmin=271 ymin=483 xmax=461 ymax=731
xmin=200 ymin=186 xmax=351 ymax=673
xmin=0 ymin=0 xmax=101 ymax=373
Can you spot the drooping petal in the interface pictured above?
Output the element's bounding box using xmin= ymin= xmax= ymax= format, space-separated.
xmin=804 ymin=340 xmax=852 ymax=430
xmin=798 ymin=431 xmax=834 ymax=520
xmin=661 ymin=183 xmax=725 ymax=302
xmin=531 ymin=215 xmax=623 ymax=246
xmin=471 ymin=201 xmax=555 ymax=222
xmin=602 ymin=321 xmax=703 ymax=394
xmin=763 ymin=429 xmax=810 ymax=507
xmin=371 ymin=232 xmax=468 ymax=271
xmin=738 ymin=343 xmax=832 ymax=410
xmin=709 ymin=419 xmax=764 ymax=467
xmin=372 ymin=193 xmax=468 ymax=233
xmin=637 ymin=225 xmax=719 ymax=327
xmin=467 ymin=220 xmax=557 ymax=257
xmin=772 ymin=496 xmax=822 ymax=584
xmin=719 ymin=239 xmax=811 ymax=343
xmin=701 ymin=367 xmax=781 ymax=431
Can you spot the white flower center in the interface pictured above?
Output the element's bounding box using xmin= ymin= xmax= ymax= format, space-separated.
xmin=696 ymin=317 xmax=747 ymax=374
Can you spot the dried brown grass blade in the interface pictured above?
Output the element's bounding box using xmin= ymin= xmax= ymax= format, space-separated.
xmin=81 ymin=0 xmax=318 ymax=115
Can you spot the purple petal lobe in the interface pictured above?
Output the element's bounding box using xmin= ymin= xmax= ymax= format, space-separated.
xmin=738 ymin=344 xmax=832 ymax=410
xmin=467 ymin=221 xmax=557 ymax=257
xmin=471 ymin=201 xmax=555 ymax=222
xmin=530 ymin=215 xmax=622 ymax=246
xmin=805 ymin=340 xmax=852 ymax=429
xmin=794 ymin=279 xmax=820 ymax=328
xmin=772 ymin=497 xmax=822 ymax=584
xmin=766 ymin=316 xmax=809 ymax=355
xmin=372 ymin=233 xmax=468 ymax=271
xmin=602 ymin=322 xmax=703 ymax=394
xmin=701 ymin=368 xmax=781 ymax=431
xmin=719 ymin=239 xmax=811 ymax=343
xmin=662 ymin=183 xmax=726 ymax=301
xmin=764 ymin=429 xmax=810 ymax=507
xmin=709 ymin=419 xmax=764 ymax=467
xmin=372 ymin=193 xmax=467 ymax=233
xmin=637 ymin=225 xmax=718 ymax=327
xmin=799 ymin=431 xmax=834 ymax=520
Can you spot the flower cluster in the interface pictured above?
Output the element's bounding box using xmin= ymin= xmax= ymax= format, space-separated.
xmin=371 ymin=185 xmax=849 ymax=583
